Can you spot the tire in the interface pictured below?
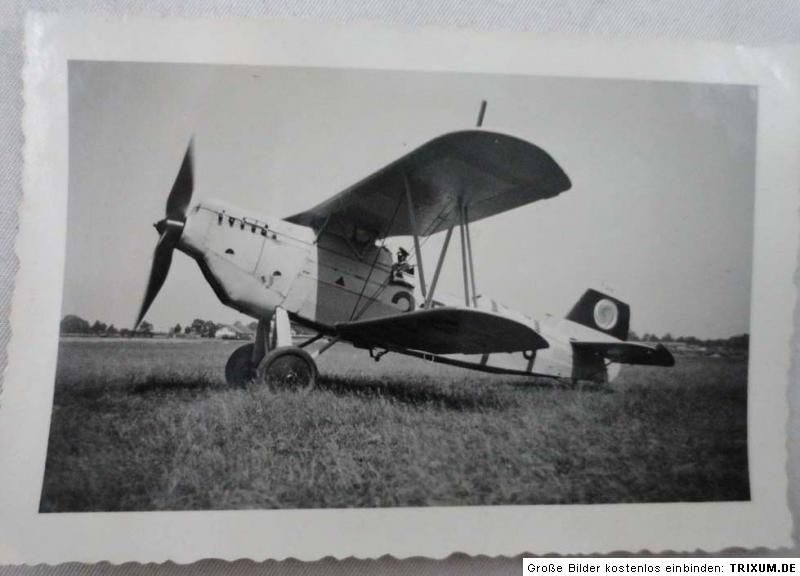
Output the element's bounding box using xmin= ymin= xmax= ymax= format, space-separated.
xmin=257 ymin=347 xmax=318 ymax=393
xmin=225 ymin=343 xmax=256 ymax=387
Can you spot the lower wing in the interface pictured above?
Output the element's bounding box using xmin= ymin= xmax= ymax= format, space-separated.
xmin=336 ymin=307 xmax=549 ymax=355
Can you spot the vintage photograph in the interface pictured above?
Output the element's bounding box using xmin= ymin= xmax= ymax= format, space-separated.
xmin=38 ymin=61 xmax=756 ymax=512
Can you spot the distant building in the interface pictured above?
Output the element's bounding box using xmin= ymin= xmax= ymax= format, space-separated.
xmin=215 ymin=324 xmax=253 ymax=340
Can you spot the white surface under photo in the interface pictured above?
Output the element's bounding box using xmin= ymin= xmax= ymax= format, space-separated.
xmin=2 ymin=15 xmax=797 ymax=562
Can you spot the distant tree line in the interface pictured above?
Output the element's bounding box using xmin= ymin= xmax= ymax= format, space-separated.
xmin=59 ymin=314 xmax=153 ymax=337
xmin=629 ymin=330 xmax=749 ymax=350
xmin=59 ymin=315 xmax=258 ymax=338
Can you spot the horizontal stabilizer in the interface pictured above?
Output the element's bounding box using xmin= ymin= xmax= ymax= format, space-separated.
xmin=571 ymin=341 xmax=675 ymax=366
xmin=336 ymin=307 xmax=549 ymax=355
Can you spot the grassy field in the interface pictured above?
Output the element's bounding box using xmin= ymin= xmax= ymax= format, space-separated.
xmin=39 ymin=338 xmax=749 ymax=512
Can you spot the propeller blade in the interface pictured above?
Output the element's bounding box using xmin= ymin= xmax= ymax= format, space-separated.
xmin=165 ymin=139 xmax=194 ymax=222
xmin=134 ymin=226 xmax=181 ymax=329
xmin=135 ymin=140 xmax=194 ymax=329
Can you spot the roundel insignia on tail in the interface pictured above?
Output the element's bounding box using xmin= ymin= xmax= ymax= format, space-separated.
xmin=566 ymin=289 xmax=630 ymax=340
xmin=593 ymin=299 xmax=619 ymax=331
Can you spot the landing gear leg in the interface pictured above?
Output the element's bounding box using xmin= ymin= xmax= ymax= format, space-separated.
xmin=257 ymin=307 xmax=318 ymax=393
xmin=252 ymin=316 xmax=271 ymax=366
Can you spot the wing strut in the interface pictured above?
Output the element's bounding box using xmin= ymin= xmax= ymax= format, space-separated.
xmin=458 ymin=201 xmax=470 ymax=306
xmin=458 ymin=201 xmax=479 ymax=307
xmin=423 ymin=104 xmax=485 ymax=310
xmin=464 ymin=204 xmax=478 ymax=307
xmin=456 ymin=100 xmax=483 ymax=307
xmin=402 ymin=170 xmax=427 ymax=300
xmin=424 ymin=225 xmax=454 ymax=308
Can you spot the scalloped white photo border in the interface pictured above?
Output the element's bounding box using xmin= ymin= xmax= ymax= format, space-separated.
xmin=1 ymin=14 xmax=797 ymax=563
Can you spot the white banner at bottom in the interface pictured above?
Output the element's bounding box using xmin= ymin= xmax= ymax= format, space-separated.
xmin=523 ymin=559 xmax=800 ymax=575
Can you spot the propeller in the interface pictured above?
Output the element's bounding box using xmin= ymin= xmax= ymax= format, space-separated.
xmin=134 ymin=140 xmax=194 ymax=329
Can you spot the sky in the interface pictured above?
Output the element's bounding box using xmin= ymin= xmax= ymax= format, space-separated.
xmin=63 ymin=61 xmax=756 ymax=339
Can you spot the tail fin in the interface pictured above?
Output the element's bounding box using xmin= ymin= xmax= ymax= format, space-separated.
xmin=566 ymin=289 xmax=630 ymax=340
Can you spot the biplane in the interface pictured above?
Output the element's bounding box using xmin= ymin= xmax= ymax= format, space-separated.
xmin=135 ymin=112 xmax=674 ymax=391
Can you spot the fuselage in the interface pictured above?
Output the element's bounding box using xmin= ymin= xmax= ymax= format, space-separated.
xmin=178 ymin=199 xmax=622 ymax=382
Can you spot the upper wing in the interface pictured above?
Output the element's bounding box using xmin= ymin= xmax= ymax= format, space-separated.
xmin=336 ymin=307 xmax=549 ymax=355
xmin=285 ymin=130 xmax=571 ymax=239
xmin=571 ymin=341 xmax=675 ymax=366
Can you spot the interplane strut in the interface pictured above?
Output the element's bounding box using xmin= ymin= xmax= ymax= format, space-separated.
xmin=424 ymin=226 xmax=454 ymax=308
xmin=402 ymin=170 xmax=428 ymax=300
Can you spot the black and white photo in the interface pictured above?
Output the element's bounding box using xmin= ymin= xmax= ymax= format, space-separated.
xmin=1 ymin=15 xmax=796 ymax=562
xmin=41 ymin=62 xmax=753 ymax=512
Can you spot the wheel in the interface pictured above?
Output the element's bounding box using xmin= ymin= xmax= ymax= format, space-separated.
xmin=257 ymin=346 xmax=318 ymax=393
xmin=225 ymin=343 xmax=256 ymax=387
